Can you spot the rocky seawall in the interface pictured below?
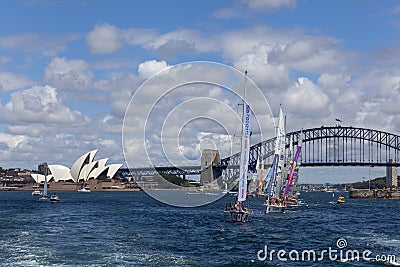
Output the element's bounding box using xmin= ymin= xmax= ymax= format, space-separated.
xmin=349 ymin=189 xmax=400 ymax=198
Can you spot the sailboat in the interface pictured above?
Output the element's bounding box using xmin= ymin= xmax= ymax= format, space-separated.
xmin=255 ymin=159 xmax=266 ymax=197
xmin=283 ymin=132 xmax=303 ymax=206
xmin=77 ymin=187 xmax=91 ymax=193
xmin=283 ymin=139 xmax=302 ymax=206
xmin=38 ymin=169 xmax=50 ymax=201
xmin=77 ymin=177 xmax=91 ymax=192
xmin=224 ymin=70 xmax=253 ymax=222
xmin=248 ymin=157 xmax=266 ymax=198
xmin=38 ymin=164 xmax=59 ymax=202
xmin=32 ymin=174 xmax=43 ymax=195
xmin=247 ymin=157 xmax=259 ymax=198
xmin=264 ymin=105 xmax=286 ymax=213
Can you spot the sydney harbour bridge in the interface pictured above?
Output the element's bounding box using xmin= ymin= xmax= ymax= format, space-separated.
xmin=118 ymin=126 xmax=400 ymax=182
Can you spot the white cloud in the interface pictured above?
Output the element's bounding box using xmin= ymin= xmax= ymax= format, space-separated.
xmin=122 ymin=62 xmax=274 ymax=168
xmin=44 ymin=57 xmax=94 ymax=90
xmin=233 ymin=42 xmax=290 ymax=91
xmin=0 ymin=133 xmax=26 ymax=149
xmin=269 ymin=37 xmax=346 ymax=73
xmin=92 ymin=69 xmax=143 ymax=119
xmin=7 ymin=124 xmax=48 ymax=137
xmin=122 ymin=28 xmax=158 ymax=46
xmin=99 ymin=138 xmax=118 ymax=149
xmin=138 ymin=60 xmax=169 ymax=79
xmin=4 ymin=85 xmax=91 ymax=124
xmin=0 ymin=72 xmax=35 ymax=92
xmin=1 ymin=8 xmax=399 ymax=174
xmin=213 ymin=0 xmax=296 ymax=19
xmin=86 ymin=23 xmax=124 ymax=54
xmin=285 ymin=77 xmax=329 ymax=116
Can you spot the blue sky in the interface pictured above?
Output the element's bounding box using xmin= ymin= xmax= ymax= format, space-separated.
xmin=1 ymin=0 xmax=399 ymax=183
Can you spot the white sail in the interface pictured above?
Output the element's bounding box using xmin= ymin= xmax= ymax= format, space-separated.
xmin=274 ymin=106 xmax=286 ymax=197
xmin=264 ymin=105 xmax=287 ymax=213
xmin=237 ymin=103 xmax=251 ymax=202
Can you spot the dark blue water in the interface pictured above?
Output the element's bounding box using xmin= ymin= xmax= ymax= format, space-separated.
xmin=0 ymin=191 xmax=399 ymax=266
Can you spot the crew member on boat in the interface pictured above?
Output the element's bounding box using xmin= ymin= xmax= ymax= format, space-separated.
xmin=225 ymin=203 xmax=232 ymax=211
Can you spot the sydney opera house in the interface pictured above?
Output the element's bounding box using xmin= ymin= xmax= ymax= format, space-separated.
xmin=30 ymin=150 xmax=127 ymax=191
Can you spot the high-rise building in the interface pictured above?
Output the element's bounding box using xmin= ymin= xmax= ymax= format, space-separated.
xmin=385 ymin=159 xmax=398 ymax=188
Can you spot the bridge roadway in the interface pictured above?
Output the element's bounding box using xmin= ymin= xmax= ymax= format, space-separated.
xmin=118 ymin=126 xmax=400 ymax=180
xmin=118 ymin=165 xmax=202 ymax=180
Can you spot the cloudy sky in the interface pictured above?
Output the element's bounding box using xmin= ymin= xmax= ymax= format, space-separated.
xmin=1 ymin=0 xmax=399 ymax=183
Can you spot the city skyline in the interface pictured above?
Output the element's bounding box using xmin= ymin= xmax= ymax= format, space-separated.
xmin=0 ymin=1 xmax=400 ymax=183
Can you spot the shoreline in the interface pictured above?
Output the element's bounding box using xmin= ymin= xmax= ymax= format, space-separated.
xmin=1 ymin=187 xmax=142 ymax=192
xmin=349 ymin=188 xmax=400 ymax=199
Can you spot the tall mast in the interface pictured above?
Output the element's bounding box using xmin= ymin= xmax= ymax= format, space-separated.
xmin=241 ymin=68 xmax=248 ymax=126
xmin=237 ymin=69 xmax=251 ymax=202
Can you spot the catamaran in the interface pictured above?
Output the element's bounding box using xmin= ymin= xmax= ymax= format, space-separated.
xmin=264 ymin=105 xmax=286 ymax=213
xmin=224 ymin=70 xmax=253 ymax=222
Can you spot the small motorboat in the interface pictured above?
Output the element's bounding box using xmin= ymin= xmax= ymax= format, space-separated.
xmin=32 ymin=190 xmax=42 ymax=196
xmin=337 ymin=195 xmax=345 ymax=204
xmin=50 ymin=193 xmax=60 ymax=202
xmin=77 ymin=188 xmax=91 ymax=193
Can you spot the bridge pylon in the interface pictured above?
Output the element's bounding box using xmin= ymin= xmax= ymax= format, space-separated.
xmin=200 ymin=149 xmax=222 ymax=188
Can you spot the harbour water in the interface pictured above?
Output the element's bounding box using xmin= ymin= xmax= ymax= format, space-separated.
xmin=0 ymin=191 xmax=399 ymax=266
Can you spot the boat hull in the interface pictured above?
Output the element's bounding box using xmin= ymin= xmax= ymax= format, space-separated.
xmin=50 ymin=195 xmax=60 ymax=202
xmin=77 ymin=188 xmax=91 ymax=193
xmin=265 ymin=204 xmax=285 ymax=213
xmin=38 ymin=196 xmax=49 ymax=202
xmin=32 ymin=190 xmax=42 ymax=196
xmin=337 ymin=196 xmax=345 ymax=204
xmin=285 ymin=196 xmax=298 ymax=206
xmin=224 ymin=210 xmax=252 ymax=222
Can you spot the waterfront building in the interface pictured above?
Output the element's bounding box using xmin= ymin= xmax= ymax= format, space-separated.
xmin=31 ymin=149 xmax=122 ymax=183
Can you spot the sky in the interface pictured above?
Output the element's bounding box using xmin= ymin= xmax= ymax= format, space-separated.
xmin=1 ymin=0 xmax=400 ymax=183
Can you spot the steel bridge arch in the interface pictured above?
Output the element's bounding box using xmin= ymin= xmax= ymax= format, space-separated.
xmin=221 ymin=126 xmax=400 ymax=170
xmin=118 ymin=126 xmax=400 ymax=181
xmin=287 ymin=126 xmax=400 ymax=167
